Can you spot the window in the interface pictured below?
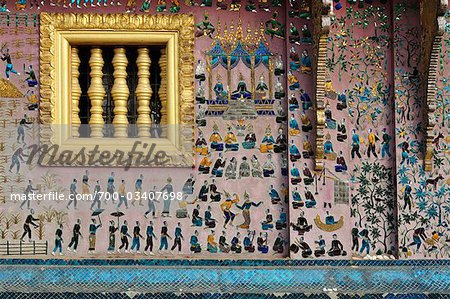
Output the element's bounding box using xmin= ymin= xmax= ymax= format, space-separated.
xmin=39 ymin=13 xmax=195 ymax=167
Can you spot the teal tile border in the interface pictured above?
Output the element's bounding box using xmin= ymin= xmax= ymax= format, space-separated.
xmin=0 ymin=259 xmax=449 ymax=294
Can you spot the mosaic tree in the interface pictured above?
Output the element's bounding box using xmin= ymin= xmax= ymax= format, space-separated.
xmin=351 ymin=161 xmax=395 ymax=254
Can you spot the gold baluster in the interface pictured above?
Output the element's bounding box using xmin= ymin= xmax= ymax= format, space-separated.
xmin=111 ymin=47 xmax=130 ymax=138
xmin=159 ymin=47 xmax=167 ymax=137
xmin=71 ymin=47 xmax=81 ymax=138
xmin=136 ymin=48 xmax=152 ymax=138
xmin=88 ymin=47 xmax=105 ymax=138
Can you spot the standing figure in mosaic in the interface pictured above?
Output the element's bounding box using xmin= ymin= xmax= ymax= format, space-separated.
xmin=145 ymin=186 xmax=158 ymax=218
xmin=88 ymin=218 xmax=102 ymax=254
xmin=236 ymin=192 xmax=262 ymax=229
xmin=351 ymin=129 xmax=362 ymax=159
xmin=17 ymin=114 xmax=32 ymax=144
xmin=220 ymin=192 xmax=240 ymax=228
xmin=118 ymin=220 xmax=130 ymax=253
xmin=107 ymin=172 xmax=116 ymax=203
xmin=366 ymin=128 xmax=379 ymax=158
xmin=170 ymin=222 xmax=184 ymax=253
xmin=67 ymin=219 xmax=82 ymax=253
xmin=117 ymin=180 xmax=128 ymax=209
xmin=144 ymin=220 xmax=157 ymax=255
xmin=133 ymin=174 xmax=144 ymax=207
xmin=161 ymin=177 xmax=174 ymax=217
xmin=20 ymin=209 xmax=39 ymax=242
xmin=66 ymin=179 xmax=78 ymax=210
xmin=159 ymin=221 xmax=171 ymax=252
xmin=52 ymin=224 xmax=64 ymax=256
xmin=130 ymin=221 xmax=143 ymax=254
xmin=107 ymin=220 xmax=118 ymax=254
xmin=1 ymin=48 xmax=20 ymax=80
xmin=10 ymin=148 xmax=26 ymax=174
xmin=91 ymin=180 xmax=102 ymax=210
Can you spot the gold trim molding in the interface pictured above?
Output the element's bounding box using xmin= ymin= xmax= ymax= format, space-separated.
xmin=39 ymin=13 xmax=195 ymax=167
xmin=312 ymin=0 xmax=331 ymax=171
xmin=420 ymin=0 xmax=448 ymax=172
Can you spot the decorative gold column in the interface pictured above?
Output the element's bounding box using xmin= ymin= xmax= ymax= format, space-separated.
xmin=250 ymin=55 xmax=255 ymax=100
xmin=71 ymin=47 xmax=81 ymax=138
xmin=207 ymin=55 xmax=212 ymax=100
xmin=227 ymin=55 xmax=231 ymax=101
xmin=87 ymin=47 xmax=105 ymax=138
xmin=268 ymin=56 xmax=273 ymax=99
xmin=111 ymin=47 xmax=130 ymax=138
xmin=135 ymin=48 xmax=152 ymax=138
xmin=159 ymin=47 xmax=167 ymax=137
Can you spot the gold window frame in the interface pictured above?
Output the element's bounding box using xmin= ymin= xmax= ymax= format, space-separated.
xmin=39 ymin=13 xmax=195 ymax=167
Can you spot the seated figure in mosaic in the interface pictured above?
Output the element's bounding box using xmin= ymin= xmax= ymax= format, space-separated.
xmin=288 ymin=71 xmax=300 ymax=90
xmin=274 ymin=55 xmax=285 ymax=75
xmin=274 ymin=127 xmax=287 ymax=153
xmin=301 ymin=50 xmax=312 ymax=74
xmin=314 ymin=235 xmax=326 ymax=257
xmin=301 ymin=24 xmax=312 ymax=44
xmin=192 ymin=204 xmax=203 ymax=226
xmin=205 ymin=206 xmax=216 ymax=228
xmin=290 ymin=163 xmax=302 ymax=185
xmin=301 ymin=113 xmax=312 ymax=132
xmin=304 ymin=187 xmax=316 ymax=208
xmin=231 ymin=233 xmax=243 ymax=253
xmin=273 ymin=233 xmax=285 ymax=253
xmin=260 ymin=125 xmax=275 ymax=153
xmin=262 ymin=154 xmax=276 ymax=177
xmin=289 ymin=114 xmax=300 ymax=136
xmin=289 ymin=94 xmax=299 ymax=111
xmin=231 ymin=72 xmax=252 ymax=100
xmin=209 ymin=123 xmax=224 ymax=151
xmin=276 ymin=208 xmax=287 ymax=230
xmin=207 ymin=231 xmax=218 ymax=253
xmin=325 ymin=103 xmax=336 ymax=129
xmin=291 ymin=211 xmax=312 ymax=235
xmin=198 ymin=153 xmax=213 ymax=174
xmin=242 ymin=125 xmax=256 ymax=149
xmin=328 ymin=234 xmax=347 ymax=257
xmin=196 ymin=104 xmax=207 ymax=127
xmin=211 ymin=153 xmax=226 ymax=177
xmin=256 ymin=74 xmax=269 ymax=99
xmin=302 ymin=135 xmax=314 ymax=159
xmin=225 ymin=157 xmax=237 ymax=180
xmin=274 ymin=77 xmax=285 ymax=99
xmin=275 ymin=100 xmax=287 ymax=123
xmin=268 ymin=184 xmax=281 ymax=204
xmin=190 ymin=231 xmax=201 ymax=253
xmin=196 ymin=82 xmax=206 ymax=104
xmin=292 ymin=187 xmax=304 ymax=209
xmin=290 ymin=140 xmax=301 ymax=162
xmin=303 ymin=163 xmax=314 ymax=185
xmin=300 ymin=89 xmax=312 ymax=111
xmin=209 ymin=180 xmax=221 ymax=202
xmin=251 ymin=155 xmax=263 ymax=178
xmin=324 ymin=133 xmax=337 ymax=160
xmin=243 ymin=230 xmax=256 ymax=252
xmin=224 ymin=124 xmax=239 ymax=152
xmin=261 ymin=209 xmax=274 ymax=230
xmin=238 ymin=157 xmax=251 ymax=178
xmin=195 ymin=129 xmax=208 ymax=156
xmin=219 ymin=231 xmax=230 ymax=253
xmin=337 ymin=118 xmax=347 ymax=142
xmin=213 ymin=74 xmax=228 ymax=102
xmin=257 ymin=232 xmax=269 ymax=253
xmin=335 ymin=151 xmax=347 ymax=172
